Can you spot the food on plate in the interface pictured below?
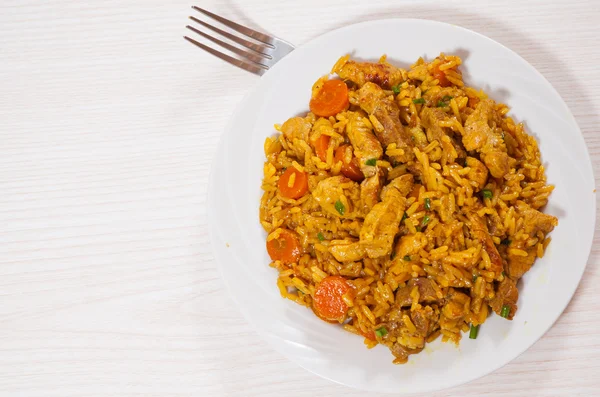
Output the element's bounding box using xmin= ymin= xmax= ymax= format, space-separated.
xmin=259 ymin=53 xmax=557 ymax=364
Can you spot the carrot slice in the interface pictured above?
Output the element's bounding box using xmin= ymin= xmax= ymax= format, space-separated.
xmin=278 ymin=167 xmax=308 ymax=199
xmin=309 ymin=79 xmax=349 ymax=117
xmin=312 ymin=134 xmax=330 ymax=161
xmin=313 ymin=276 xmax=353 ymax=322
xmin=266 ymin=229 xmax=302 ymax=264
xmin=334 ymin=145 xmax=364 ymax=182
xmin=432 ymin=65 xmax=451 ymax=87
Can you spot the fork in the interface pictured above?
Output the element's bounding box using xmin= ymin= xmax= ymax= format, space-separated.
xmin=184 ymin=7 xmax=295 ymax=76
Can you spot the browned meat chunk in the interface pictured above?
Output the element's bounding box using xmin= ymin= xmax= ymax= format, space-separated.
xmin=393 ymin=231 xmax=427 ymax=259
xmin=381 ymin=173 xmax=414 ymax=199
xmin=463 ymin=100 xmax=513 ymax=178
xmin=345 ymin=112 xmax=383 ymax=177
xmin=506 ymin=248 xmax=536 ymax=279
xmin=329 ymin=241 xmax=366 ymax=262
xmin=335 ymin=60 xmax=404 ymax=89
xmin=312 ymin=176 xmax=361 ymax=218
xmin=360 ymin=171 xmax=384 ymax=213
xmin=359 ymin=175 xmax=412 ymax=258
xmin=395 ymin=278 xmax=440 ymax=306
xmin=281 ymin=116 xmax=311 ymax=142
xmin=420 ymin=106 xmax=447 ymax=142
xmin=357 ymin=83 xmax=414 ymax=163
xmin=468 ymin=213 xmax=503 ymax=274
xmin=489 ymin=277 xmax=518 ymax=320
xmin=516 ymin=200 xmax=558 ymax=236
xmin=465 ymin=156 xmax=488 ymax=191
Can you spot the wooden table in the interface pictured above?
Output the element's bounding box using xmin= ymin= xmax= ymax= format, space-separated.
xmin=1 ymin=0 xmax=599 ymax=395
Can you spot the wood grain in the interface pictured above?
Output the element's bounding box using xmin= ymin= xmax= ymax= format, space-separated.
xmin=0 ymin=0 xmax=599 ymax=395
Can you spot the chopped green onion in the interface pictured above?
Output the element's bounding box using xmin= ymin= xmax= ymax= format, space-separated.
xmin=365 ymin=158 xmax=377 ymax=166
xmin=404 ymin=255 xmax=411 ymax=261
xmin=469 ymin=324 xmax=480 ymax=339
xmin=482 ymin=189 xmax=493 ymax=199
xmin=436 ymin=101 xmax=448 ymax=107
xmin=472 ymin=274 xmax=478 ymax=282
xmin=422 ymin=215 xmax=431 ymax=226
xmin=317 ymin=232 xmax=325 ymax=241
xmin=441 ymin=95 xmax=454 ymax=102
xmin=335 ymin=200 xmax=345 ymax=215
xmin=391 ymin=85 xmax=401 ymax=95
xmin=501 ymin=238 xmax=511 ymax=246
xmin=375 ymin=327 xmax=388 ymax=338
xmin=424 ymin=198 xmax=431 ymax=211
xmin=412 ymin=98 xmax=425 ymax=104
xmin=500 ymin=305 xmax=510 ymax=318
xmin=501 ymin=271 xmax=506 ymax=277
xmin=401 ymin=212 xmax=408 ymax=222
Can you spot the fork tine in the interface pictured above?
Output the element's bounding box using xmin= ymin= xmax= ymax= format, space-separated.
xmin=192 ymin=6 xmax=275 ymax=46
xmin=186 ymin=25 xmax=269 ymax=67
xmin=189 ymin=16 xmax=271 ymax=57
xmin=184 ymin=36 xmax=266 ymax=76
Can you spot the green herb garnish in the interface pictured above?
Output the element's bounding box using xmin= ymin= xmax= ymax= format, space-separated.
xmin=424 ymin=198 xmax=431 ymax=211
xmin=412 ymin=98 xmax=425 ymax=104
xmin=335 ymin=200 xmax=345 ymax=215
xmin=375 ymin=327 xmax=388 ymax=338
xmin=482 ymin=189 xmax=493 ymax=199
xmin=391 ymin=85 xmax=401 ymax=95
xmin=365 ymin=158 xmax=377 ymax=166
xmin=500 ymin=305 xmax=510 ymax=318
xmin=403 ymin=255 xmax=411 ymax=261
xmin=317 ymin=232 xmax=325 ymax=241
xmin=401 ymin=212 xmax=408 ymax=222
xmin=472 ymin=274 xmax=478 ymax=282
xmin=422 ymin=215 xmax=431 ymax=226
xmin=469 ymin=324 xmax=480 ymax=339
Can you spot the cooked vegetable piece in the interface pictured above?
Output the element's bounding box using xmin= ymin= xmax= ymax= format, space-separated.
xmin=278 ymin=167 xmax=309 ymax=199
xmin=309 ymin=79 xmax=349 ymax=117
xmin=313 ymin=276 xmax=354 ymax=322
xmin=266 ymin=229 xmax=302 ymax=264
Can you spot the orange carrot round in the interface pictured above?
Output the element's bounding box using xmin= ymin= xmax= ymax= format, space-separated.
xmin=312 ymin=134 xmax=330 ymax=161
xmin=432 ymin=65 xmax=451 ymax=87
xmin=266 ymin=229 xmax=302 ymax=264
xmin=309 ymin=79 xmax=349 ymax=117
xmin=313 ymin=275 xmax=353 ymax=322
xmin=278 ymin=167 xmax=308 ymax=199
xmin=334 ymin=145 xmax=364 ymax=182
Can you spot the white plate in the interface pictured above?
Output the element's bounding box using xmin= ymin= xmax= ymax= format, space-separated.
xmin=207 ymin=19 xmax=595 ymax=393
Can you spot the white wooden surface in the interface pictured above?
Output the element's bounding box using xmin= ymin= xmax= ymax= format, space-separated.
xmin=1 ymin=0 xmax=599 ymax=395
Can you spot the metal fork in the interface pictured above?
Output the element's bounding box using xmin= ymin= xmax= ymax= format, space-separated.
xmin=184 ymin=7 xmax=295 ymax=76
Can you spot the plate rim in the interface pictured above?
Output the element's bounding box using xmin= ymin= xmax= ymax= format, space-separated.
xmin=207 ymin=17 xmax=596 ymax=393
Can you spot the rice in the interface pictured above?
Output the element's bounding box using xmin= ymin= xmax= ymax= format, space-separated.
xmin=260 ymin=52 xmax=557 ymax=364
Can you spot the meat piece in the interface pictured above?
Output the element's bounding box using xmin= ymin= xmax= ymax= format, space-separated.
xmin=468 ymin=213 xmax=503 ymax=274
xmin=393 ymin=231 xmax=427 ymax=259
xmin=395 ymin=278 xmax=440 ymax=307
xmin=407 ymin=63 xmax=429 ymax=81
xmin=380 ymin=305 xmax=437 ymax=363
xmin=465 ymin=156 xmax=488 ymax=191
xmin=357 ymin=83 xmax=414 ymax=163
xmin=381 ymin=174 xmax=414 ymax=200
xmin=360 ymin=171 xmax=384 ymax=213
xmin=506 ymin=247 xmax=536 ymax=279
xmin=489 ymin=277 xmax=518 ymax=320
xmin=420 ymin=107 xmax=447 ymax=142
xmin=390 ymin=343 xmax=423 ymax=364
xmin=312 ymin=176 xmax=361 ymax=218
xmin=281 ymin=116 xmax=311 ymax=142
xmin=481 ymin=151 xmax=512 ymax=179
xmin=463 ymin=100 xmax=513 ymax=178
xmin=334 ymin=59 xmax=404 ymax=89
xmin=359 ymin=186 xmax=407 ymax=258
xmin=441 ymin=290 xmax=470 ymax=320
xmin=345 ymin=112 xmax=383 ymax=177
xmin=329 ymin=241 xmax=366 ymax=262
xmin=516 ymin=201 xmax=558 ymax=236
